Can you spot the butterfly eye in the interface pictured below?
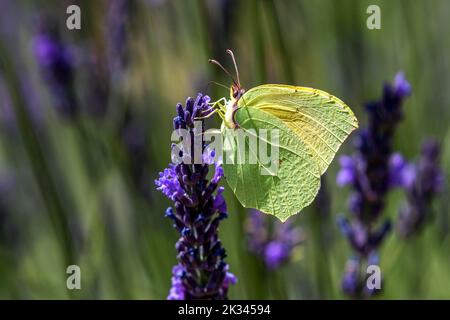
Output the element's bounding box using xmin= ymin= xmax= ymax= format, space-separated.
xmin=232 ymin=87 xmax=245 ymax=99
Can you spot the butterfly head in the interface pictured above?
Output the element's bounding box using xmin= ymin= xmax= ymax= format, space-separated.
xmin=231 ymin=84 xmax=245 ymax=102
xmin=209 ymin=49 xmax=243 ymax=101
xmin=222 ymin=84 xmax=245 ymax=129
xmin=209 ymin=50 xmax=244 ymax=128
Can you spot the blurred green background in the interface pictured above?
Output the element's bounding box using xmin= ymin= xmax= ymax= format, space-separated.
xmin=0 ymin=0 xmax=449 ymax=299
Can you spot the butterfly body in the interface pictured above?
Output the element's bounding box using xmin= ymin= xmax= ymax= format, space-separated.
xmin=224 ymin=85 xmax=246 ymax=129
xmin=224 ymin=99 xmax=237 ymax=129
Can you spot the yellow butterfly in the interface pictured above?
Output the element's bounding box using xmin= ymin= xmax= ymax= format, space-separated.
xmin=207 ymin=50 xmax=358 ymax=221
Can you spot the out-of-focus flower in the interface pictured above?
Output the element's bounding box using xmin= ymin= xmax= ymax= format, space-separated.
xmin=336 ymin=155 xmax=356 ymax=187
xmin=155 ymin=93 xmax=235 ymax=300
xmin=337 ymin=72 xmax=410 ymax=297
xmin=32 ymin=29 xmax=77 ymax=118
xmin=246 ymin=209 xmax=304 ymax=270
xmin=341 ymin=256 xmax=361 ymax=296
xmin=397 ymin=139 xmax=444 ymax=237
xmin=394 ymin=72 xmax=412 ymax=97
xmin=389 ymin=153 xmax=416 ymax=188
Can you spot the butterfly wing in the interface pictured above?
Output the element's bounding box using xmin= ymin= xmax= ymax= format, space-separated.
xmin=221 ymin=107 xmax=321 ymax=222
xmin=238 ymin=84 xmax=358 ymax=174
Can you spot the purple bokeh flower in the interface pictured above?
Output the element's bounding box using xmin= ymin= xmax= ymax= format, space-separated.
xmin=341 ymin=256 xmax=361 ymax=296
xmin=32 ymin=29 xmax=77 ymax=118
xmin=155 ymin=93 xmax=235 ymax=300
xmin=397 ymin=139 xmax=444 ymax=237
xmin=337 ymin=72 xmax=410 ymax=297
xmin=246 ymin=209 xmax=304 ymax=270
xmin=394 ymin=72 xmax=412 ymax=97
xmin=336 ymin=155 xmax=356 ymax=187
xmin=388 ymin=153 xmax=416 ymax=189
xmin=264 ymin=242 xmax=291 ymax=269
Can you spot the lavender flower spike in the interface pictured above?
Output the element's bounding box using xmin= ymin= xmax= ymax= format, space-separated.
xmin=336 ymin=72 xmax=411 ymax=297
xmin=155 ymin=93 xmax=236 ymax=300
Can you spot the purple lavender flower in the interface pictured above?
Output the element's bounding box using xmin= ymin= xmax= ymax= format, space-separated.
xmin=246 ymin=209 xmax=304 ymax=270
xmin=397 ymin=139 xmax=444 ymax=237
xmin=388 ymin=153 xmax=416 ymax=188
xmin=264 ymin=242 xmax=291 ymax=269
xmin=155 ymin=93 xmax=236 ymax=300
xmin=336 ymin=155 xmax=356 ymax=187
xmin=155 ymin=164 xmax=182 ymax=201
xmin=394 ymin=72 xmax=412 ymax=97
xmin=337 ymin=72 xmax=411 ymax=297
xmin=341 ymin=256 xmax=361 ymax=296
xmin=32 ymin=29 xmax=77 ymax=118
xmin=167 ymin=264 xmax=186 ymax=300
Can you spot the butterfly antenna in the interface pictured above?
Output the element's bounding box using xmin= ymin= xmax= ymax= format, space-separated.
xmin=204 ymin=81 xmax=230 ymax=96
xmin=208 ymin=59 xmax=238 ymax=87
xmin=209 ymin=81 xmax=229 ymax=91
xmin=226 ymin=49 xmax=240 ymax=87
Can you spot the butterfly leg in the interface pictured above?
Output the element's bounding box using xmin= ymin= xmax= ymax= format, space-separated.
xmin=195 ymin=98 xmax=226 ymax=120
xmin=205 ymin=97 xmax=227 ymax=113
xmin=194 ymin=108 xmax=225 ymax=120
xmin=207 ymin=97 xmax=227 ymax=107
